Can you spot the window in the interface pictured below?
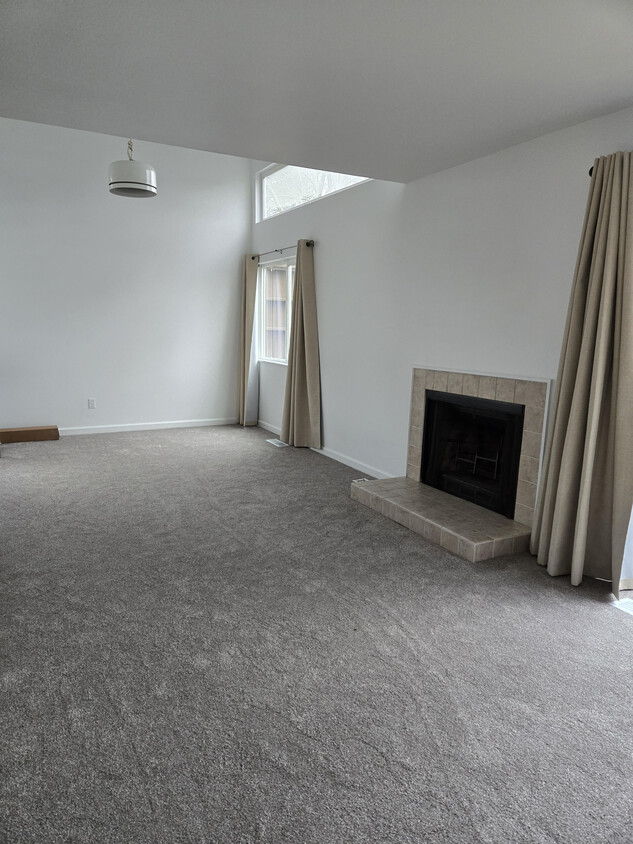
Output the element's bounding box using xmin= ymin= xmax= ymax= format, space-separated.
xmin=258 ymin=258 xmax=295 ymax=362
xmin=257 ymin=164 xmax=369 ymax=220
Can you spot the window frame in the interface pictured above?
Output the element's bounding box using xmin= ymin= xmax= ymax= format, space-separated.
xmin=256 ymin=163 xmax=369 ymax=222
xmin=255 ymin=164 xmax=283 ymax=223
xmin=257 ymin=254 xmax=296 ymax=365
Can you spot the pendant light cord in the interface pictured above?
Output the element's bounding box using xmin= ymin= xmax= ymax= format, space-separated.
xmin=127 ymin=140 xmax=134 ymax=161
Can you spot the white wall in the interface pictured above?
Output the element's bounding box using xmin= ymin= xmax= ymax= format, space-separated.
xmin=0 ymin=118 xmax=251 ymax=433
xmin=252 ymin=106 xmax=633 ymax=478
xmin=258 ymin=361 xmax=287 ymax=435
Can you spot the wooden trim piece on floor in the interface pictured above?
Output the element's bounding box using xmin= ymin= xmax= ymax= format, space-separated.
xmin=0 ymin=426 xmax=60 ymax=444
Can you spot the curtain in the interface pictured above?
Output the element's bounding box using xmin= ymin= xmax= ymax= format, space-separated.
xmin=530 ymin=152 xmax=633 ymax=597
xmin=238 ymin=254 xmax=259 ymax=426
xmin=281 ymin=240 xmax=322 ymax=448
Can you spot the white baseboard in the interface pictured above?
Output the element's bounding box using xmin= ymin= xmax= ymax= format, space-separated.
xmin=311 ymin=445 xmax=392 ymax=480
xmin=59 ymin=418 xmax=237 ymax=436
xmin=257 ymin=419 xmax=391 ymax=479
xmin=257 ymin=420 xmax=281 ymax=435
xmin=59 ymin=417 xmax=393 ymax=479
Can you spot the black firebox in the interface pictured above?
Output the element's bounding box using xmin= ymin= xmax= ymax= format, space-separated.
xmin=421 ymin=390 xmax=524 ymax=518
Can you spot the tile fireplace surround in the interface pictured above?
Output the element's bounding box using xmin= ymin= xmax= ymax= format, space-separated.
xmin=351 ymin=369 xmax=550 ymax=563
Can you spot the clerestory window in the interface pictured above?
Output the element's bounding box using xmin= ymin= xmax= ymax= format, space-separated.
xmin=257 ymin=164 xmax=369 ymax=221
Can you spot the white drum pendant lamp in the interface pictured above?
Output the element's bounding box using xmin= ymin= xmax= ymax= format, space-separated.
xmin=108 ymin=139 xmax=157 ymax=198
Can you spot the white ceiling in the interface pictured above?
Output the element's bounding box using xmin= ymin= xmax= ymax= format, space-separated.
xmin=2 ymin=0 xmax=633 ymax=183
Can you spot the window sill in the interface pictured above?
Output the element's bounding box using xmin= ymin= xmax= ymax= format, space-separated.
xmin=259 ymin=358 xmax=288 ymax=367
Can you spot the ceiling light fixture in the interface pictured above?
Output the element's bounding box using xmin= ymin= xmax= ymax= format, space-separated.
xmin=108 ymin=139 xmax=157 ymax=198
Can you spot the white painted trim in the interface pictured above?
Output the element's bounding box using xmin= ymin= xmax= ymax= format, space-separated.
xmin=257 ymin=420 xmax=281 ymax=435
xmin=255 ymin=163 xmax=282 ymax=223
xmin=258 ymin=422 xmax=391 ymax=478
xmin=259 ymin=358 xmax=288 ymax=367
xmin=258 ymin=172 xmax=371 ymax=221
xmin=312 ymin=445 xmax=391 ymax=480
xmin=60 ymin=418 xmax=237 ymax=436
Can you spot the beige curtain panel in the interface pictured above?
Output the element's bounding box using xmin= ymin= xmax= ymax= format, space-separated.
xmin=281 ymin=240 xmax=322 ymax=448
xmin=531 ymin=152 xmax=633 ymax=597
xmin=238 ymin=254 xmax=259 ymax=426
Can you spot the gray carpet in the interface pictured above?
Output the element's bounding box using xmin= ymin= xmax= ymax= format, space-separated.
xmin=1 ymin=426 xmax=632 ymax=843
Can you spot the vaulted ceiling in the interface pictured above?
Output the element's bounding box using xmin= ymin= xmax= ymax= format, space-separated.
xmin=2 ymin=0 xmax=633 ymax=182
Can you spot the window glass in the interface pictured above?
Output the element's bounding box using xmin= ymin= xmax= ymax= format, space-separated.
xmin=259 ymin=165 xmax=368 ymax=219
xmin=258 ymin=260 xmax=295 ymax=361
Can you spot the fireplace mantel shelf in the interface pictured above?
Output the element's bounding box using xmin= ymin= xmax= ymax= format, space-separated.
xmin=351 ymin=477 xmax=531 ymax=563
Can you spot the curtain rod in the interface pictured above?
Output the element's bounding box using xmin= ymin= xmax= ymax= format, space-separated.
xmin=252 ymin=241 xmax=314 ymax=260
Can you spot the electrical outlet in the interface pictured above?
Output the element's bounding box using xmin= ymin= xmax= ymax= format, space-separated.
xmin=88 ymin=398 xmax=96 ymax=409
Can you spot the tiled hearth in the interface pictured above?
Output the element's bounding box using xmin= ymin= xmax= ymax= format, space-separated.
xmin=350 ymin=368 xmax=549 ymax=563
xmin=350 ymin=477 xmax=531 ymax=562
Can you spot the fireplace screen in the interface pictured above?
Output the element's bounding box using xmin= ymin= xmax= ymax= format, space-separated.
xmin=421 ymin=391 xmax=524 ymax=518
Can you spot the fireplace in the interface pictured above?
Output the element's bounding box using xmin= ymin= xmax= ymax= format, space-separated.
xmin=406 ymin=369 xmax=549 ymax=528
xmin=421 ymin=391 xmax=524 ymax=518
xmin=350 ymin=368 xmax=549 ymax=564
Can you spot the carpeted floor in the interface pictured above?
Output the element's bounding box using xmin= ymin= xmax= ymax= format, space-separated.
xmin=1 ymin=426 xmax=632 ymax=843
